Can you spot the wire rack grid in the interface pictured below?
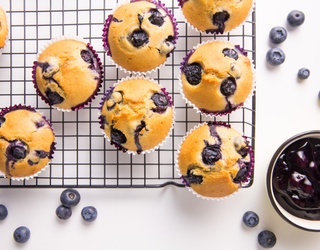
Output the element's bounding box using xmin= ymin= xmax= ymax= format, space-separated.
xmin=0 ymin=0 xmax=256 ymax=188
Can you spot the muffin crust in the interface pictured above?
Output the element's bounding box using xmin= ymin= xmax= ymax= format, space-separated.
xmin=99 ymin=78 xmax=173 ymax=154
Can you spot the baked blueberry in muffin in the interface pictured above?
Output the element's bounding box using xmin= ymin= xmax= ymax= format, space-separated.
xmin=102 ymin=0 xmax=178 ymax=73
xmin=32 ymin=38 xmax=103 ymax=111
xmin=99 ymin=77 xmax=174 ymax=154
xmin=0 ymin=105 xmax=55 ymax=179
xmin=177 ymin=122 xmax=254 ymax=199
xmin=180 ymin=40 xmax=254 ymax=116
xmin=179 ymin=0 xmax=253 ymax=34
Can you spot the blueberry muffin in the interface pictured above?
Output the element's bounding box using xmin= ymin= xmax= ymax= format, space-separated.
xmin=0 ymin=105 xmax=56 ymax=179
xmin=178 ymin=0 xmax=253 ymax=34
xmin=177 ymin=122 xmax=254 ymax=199
xmin=180 ymin=40 xmax=254 ymax=116
xmin=102 ymin=0 xmax=178 ymax=73
xmin=99 ymin=77 xmax=174 ymax=154
xmin=0 ymin=6 xmax=8 ymax=51
xmin=32 ymin=38 xmax=103 ymax=111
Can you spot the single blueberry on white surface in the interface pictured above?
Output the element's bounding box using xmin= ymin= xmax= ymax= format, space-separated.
xmin=287 ymin=10 xmax=305 ymax=27
xmin=266 ymin=48 xmax=285 ymax=66
xmin=242 ymin=211 xmax=259 ymax=228
xmin=0 ymin=204 xmax=8 ymax=220
xmin=56 ymin=205 xmax=72 ymax=220
xmin=297 ymin=68 xmax=310 ymax=80
xmin=81 ymin=206 xmax=98 ymax=222
xmin=13 ymin=226 xmax=31 ymax=244
xmin=258 ymin=230 xmax=277 ymax=248
xmin=269 ymin=26 xmax=287 ymax=44
xmin=60 ymin=188 xmax=81 ymax=208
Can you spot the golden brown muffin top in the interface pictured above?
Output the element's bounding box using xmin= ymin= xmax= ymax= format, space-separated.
xmin=34 ymin=39 xmax=102 ymax=111
xmin=177 ymin=122 xmax=252 ymax=198
xmin=0 ymin=107 xmax=55 ymax=179
xmin=106 ymin=0 xmax=176 ymax=73
xmin=100 ymin=78 xmax=174 ymax=154
xmin=0 ymin=7 xmax=9 ymax=48
xmin=181 ymin=0 xmax=253 ymax=34
xmin=181 ymin=40 xmax=254 ymax=115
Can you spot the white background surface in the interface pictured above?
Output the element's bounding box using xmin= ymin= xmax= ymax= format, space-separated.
xmin=1 ymin=0 xmax=320 ymax=249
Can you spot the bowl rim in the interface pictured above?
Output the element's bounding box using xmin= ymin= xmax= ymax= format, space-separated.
xmin=266 ymin=130 xmax=320 ymax=232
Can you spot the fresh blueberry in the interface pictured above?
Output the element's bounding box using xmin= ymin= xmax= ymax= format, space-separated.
xmin=60 ymin=188 xmax=81 ymax=208
xmin=242 ymin=211 xmax=259 ymax=228
xmin=258 ymin=230 xmax=277 ymax=248
xmin=297 ymin=68 xmax=310 ymax=80
xmin=220 ymin=77 xmax=237 ymax=96
xmin=128 ymin=29 xmax=149 ymax=47
xmin=56 ymin=205 xmax=72 ymax=220
xmin=287 ymin=10 xmax=305 ymax=27
xmin=13 ymin=226 xmax=31 ymax=244
xmin=266 ymin=48 xmax=285 ymax=66
xmin=183 ymin=62 xmax=202 ymax=85
xmin=111 ymin=128 xmax=127 ymax=144
xmin=148 ymin=9 xmax=164 ymax=27
xmin=0 ymin=204 xmax=8 ymax=220
xmin=81 ymin=206 xmax=98 ymax=222
xmin=269 ymin=26 xmax=287 ymax=44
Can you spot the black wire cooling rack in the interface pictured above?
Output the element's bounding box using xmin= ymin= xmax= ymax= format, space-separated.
xmin=0 ymin=0 xmax=256 ymax=188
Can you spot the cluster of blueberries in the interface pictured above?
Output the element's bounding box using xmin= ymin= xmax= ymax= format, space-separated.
xmin=266 ymin=10 xmax=310 ymax=80
xmin=0 ymin=188 xmax=97 ymax=244
xmin=242 ymin=211 xmax=277 ymax=248
xmin=56 ymin=188 xmax=97 ymax=222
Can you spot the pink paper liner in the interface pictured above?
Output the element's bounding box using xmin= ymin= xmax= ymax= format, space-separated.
xmin=98 ymin=76 xmax=175 ymax=155
xmin=179 ymin=40 xmax=256 ymax=117
xmin=102 ymin=0 xmax=179 ymax=75
xmin=32 ymin=37 xmax=104 ymax=112
xmin=0 ymin=104 xmax=56 ymax=181
xmin=176 ymin=121 xmax=254 ymax=201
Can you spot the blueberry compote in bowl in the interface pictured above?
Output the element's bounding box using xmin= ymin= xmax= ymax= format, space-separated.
xmin=267 ymin=131 xmax=320 ymax=231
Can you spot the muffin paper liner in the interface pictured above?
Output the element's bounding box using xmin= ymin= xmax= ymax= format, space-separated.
xmin=0 ymin=5 xmax=9 ymax=55
xmin=98 ymin=75 xmax=175 ymax=155
xmin=102 ymin=0 xmax=179 ymax=75
xmin=0 ymin=104 xmax=56 ymax=181
xmin=179 ymin=39 xmax=256 ymax=117
xmin=32 ymin=35 xmax=104 ymax=112
xmin=175 ymin=121 xmax=254 ymax=201
xmin=178 ymin=0 xmax=255 ymax=35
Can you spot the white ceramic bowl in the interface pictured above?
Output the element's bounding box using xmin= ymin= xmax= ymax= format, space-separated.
xmin=266 ymin=131 xmax=320 ymax=231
